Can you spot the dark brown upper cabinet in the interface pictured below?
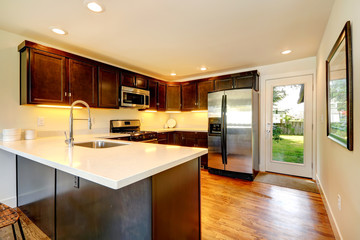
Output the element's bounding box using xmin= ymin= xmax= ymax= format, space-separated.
xmin=121 ymin=71 xmax=136 ymax=88
xmin=135 ymin=75 xmax=148 ymax=89
xmin=98 ymin=66 xmax=119 ymax=108
xmin=20 ymin=48 xmax=67 ymax=105
xmin=157 ymin=82 xmax=166 ymax=111
xmin=214 ymin=77 xmax=233 ymax=91
xmin=166 ymin=84 xmax=181 ymax=111
xmin=233 ymin=71 xmax=259 ymax=91
xmin=68 ymin=59 xmax=98 ymax=107
xmin=121 ymin=71 xmax=148 ymax=89
xmin=148 ymin=79 xmax=167 ymax=111
xmin=148 ymin=79 xmax=158 ymax=110
xmin=181 ymin=82 xmax=197 ymax=111
xmin=197 ymin=80 xmax=214 ymax=110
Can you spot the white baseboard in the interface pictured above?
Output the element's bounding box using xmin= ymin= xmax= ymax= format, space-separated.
xmin=316 ymin=174 xmax=342 ymax=240
xmin=0 ymin=196 xmax=16 ymax=208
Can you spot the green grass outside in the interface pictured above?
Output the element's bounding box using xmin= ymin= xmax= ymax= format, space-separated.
xmin=272 ymin=135 xmax=304 ymax=164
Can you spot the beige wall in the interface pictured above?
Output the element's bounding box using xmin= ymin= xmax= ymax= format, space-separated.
xmin=0 ymin=29 xmax=169 ymax=138
xmin=316 ymin=0 xmax=360 ymax=239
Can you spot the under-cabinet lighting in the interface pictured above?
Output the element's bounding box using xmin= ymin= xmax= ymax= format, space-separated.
xmin=191 ymin=110 xmax=208 ymax=113
xmin=37 ymin=105 xmax=83 ymax=109
xmin=50 ymin=27 xmax=67 ymax=35
xmin=85 ymin=1 xmax=104 ymax=13
xmin=200 ymin=67 xmax=207 ymax=71
xmin=165 ymin=111 xmax=181 ymax=113
xmin=144 ymin=110 xmax=157 ymax=113
xmin=281 ymin=50 xmax=292 ymax=55
xmin=170 ymin=73 xmax=176 ymax=76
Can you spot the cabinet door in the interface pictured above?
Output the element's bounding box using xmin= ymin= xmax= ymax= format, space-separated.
xmin=121 ymin=71 xmax=136 ymax=87
xmin=98 ymin=66 xmax=119 ymax=108
xmin=166 ymin=84 xmax=181 ymax=111
xmin=233 ymin=75 xmax=254 ymax=89
xmin=148 ymin=79 xmax=158 ymax=110
xmin=135 ymin=75 xmax=148 ymax=89
xmin=168 ymin=132 xmax=182 ymax=145
xmin=181 ymin=82 xmax=197 ymax=111
xmin=197 ymin=80 xmax=214 ymax=110
xmin=157 ymin=82 xmax=166 ymax=111
xmin=69 ymin=59 xmax=98 ymax=107
xmin=29 ymin=49 xmax=67 ymax=104
xmin=233 ymin=71 xmax=259 ymax=91
xmin=214 ymin=77 xmax=233 ymax=91
xmin=182 ymin=132 xmax=197 ymax=147
xmin=157 ymin=132 xmax=168 ymax=144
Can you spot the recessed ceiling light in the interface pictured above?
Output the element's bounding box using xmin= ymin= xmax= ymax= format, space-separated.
xmin=281 ymin=50 xmax=292 ymax=55
xmin=51 ymin=27 xmax=67 ymax=35
xmin=85 ymin=1 xmax=104 ymax=13
xmin=170 ymin=73 xmax=176 ymax=76
xmin=200 ymin=67 xmax=207 ymax=71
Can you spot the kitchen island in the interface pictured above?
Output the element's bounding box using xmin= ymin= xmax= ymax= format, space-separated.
xmin=0 ymin=135 xmax=207 ymax=239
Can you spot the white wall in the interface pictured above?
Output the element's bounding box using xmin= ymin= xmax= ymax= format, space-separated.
xmin=170 ymin=57 xmax=316 ymax=172
xmin=316 ymin=0 xmax=360 ymax=239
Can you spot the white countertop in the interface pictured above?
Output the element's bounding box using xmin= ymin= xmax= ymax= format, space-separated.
xmin=0 ymin=135 xmax=207 ymax=190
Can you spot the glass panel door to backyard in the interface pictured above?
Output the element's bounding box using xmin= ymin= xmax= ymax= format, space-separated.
xmin=265 ymin=75 xmax=313 ymax=178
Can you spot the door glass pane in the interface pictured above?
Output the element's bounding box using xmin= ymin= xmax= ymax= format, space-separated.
xmin=272 ymin=84 xmax=304 ymax=164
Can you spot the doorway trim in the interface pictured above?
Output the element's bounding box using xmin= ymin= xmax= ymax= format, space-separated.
xmin=259 ymin=70 xmax=316 ymax=180
xmin=265 ymin=74 xmax=313 ymax=178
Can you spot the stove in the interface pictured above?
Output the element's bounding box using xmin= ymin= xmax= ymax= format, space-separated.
xmin=110 ymin=120 xmax=158 ymax=142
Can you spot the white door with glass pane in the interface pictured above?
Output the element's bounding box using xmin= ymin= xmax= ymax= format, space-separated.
xmin=265 ymin=75 xmax=313 ymax=178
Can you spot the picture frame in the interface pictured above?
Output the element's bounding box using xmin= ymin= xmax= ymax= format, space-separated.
xmin=326 ymin=21 xmax=353 ymax=151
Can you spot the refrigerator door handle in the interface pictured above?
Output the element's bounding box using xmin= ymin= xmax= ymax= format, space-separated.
xmin=221 ymin=95 xmax=226 ymax=165
xmin=223 ymin=94 xmax=227 ymax=165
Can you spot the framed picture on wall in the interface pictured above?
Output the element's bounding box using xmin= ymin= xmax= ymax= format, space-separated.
xmin=326 ymin=21 xmax=353 ymax=151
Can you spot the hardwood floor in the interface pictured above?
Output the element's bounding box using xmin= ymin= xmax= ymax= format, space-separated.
xmin=201 ymin=170 xmax=335 ymax=240
xmin=0 ymin=170 xmax=335 ymax=240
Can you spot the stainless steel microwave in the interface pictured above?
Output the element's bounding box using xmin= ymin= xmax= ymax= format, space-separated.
xmin=120 ymin=86 xmax=150 ymax=109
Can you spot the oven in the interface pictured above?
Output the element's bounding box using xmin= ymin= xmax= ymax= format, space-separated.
xmin=120 ymin=86 xmax=150 ymax=109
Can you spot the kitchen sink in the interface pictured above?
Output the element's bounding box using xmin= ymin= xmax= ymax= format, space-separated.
xmin=74 ymin=141 xmax=128 ymax=149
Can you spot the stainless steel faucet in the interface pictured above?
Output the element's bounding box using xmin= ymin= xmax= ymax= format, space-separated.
xmin=65 ymin=100 xmax=92 ymax=146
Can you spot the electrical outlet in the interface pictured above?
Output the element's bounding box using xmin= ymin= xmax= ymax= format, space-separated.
xmin=337 ymin=194 xmax=341 ymax=211
xmin=37 ymin=117 xmax=45 ymax=126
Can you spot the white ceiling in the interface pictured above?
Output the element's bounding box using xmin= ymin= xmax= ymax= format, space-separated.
xmin=0 ymin=0 xmax=334 ymax=81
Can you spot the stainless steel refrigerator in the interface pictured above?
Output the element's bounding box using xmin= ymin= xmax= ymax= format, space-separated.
xmin=208 ymin=88 xmax=259 ymax=180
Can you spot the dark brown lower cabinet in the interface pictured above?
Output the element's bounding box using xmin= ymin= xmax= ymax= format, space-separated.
xmin=17 ymin=156 xmax=200 ymax=240
xmin=157 ymin=132 xmax=168 ymax=144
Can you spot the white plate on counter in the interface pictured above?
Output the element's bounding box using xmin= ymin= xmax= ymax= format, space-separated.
xmin=167 ymin=119 xmax=176 ymax=128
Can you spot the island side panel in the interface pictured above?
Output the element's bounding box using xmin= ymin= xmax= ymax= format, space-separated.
xmin=152 ymin=157 xmax=201 ymax=240
xmin=17 ymin=156 xmax=55 ymax=239
xmin=56 ymin=170 xmax=152 ymax=240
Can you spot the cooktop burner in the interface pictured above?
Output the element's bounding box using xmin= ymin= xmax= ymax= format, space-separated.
xmin=110 ymin=120 xmax=157 ymax=142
